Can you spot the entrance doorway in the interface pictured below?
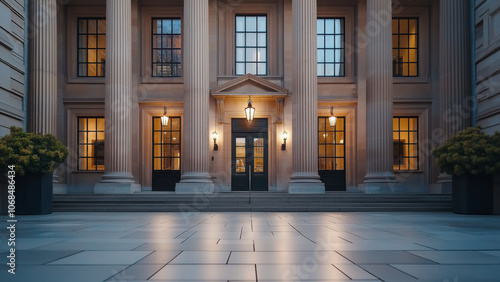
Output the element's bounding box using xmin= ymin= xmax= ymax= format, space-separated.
xmin=231 ymin=118 xmax=268 ymax=191
xmin=152 ymin=116 xmax=181 ymax=191
xmin=318 ymin=116 xmax=346 ymax=191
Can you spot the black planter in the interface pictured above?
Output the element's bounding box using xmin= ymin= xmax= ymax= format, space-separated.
xmin=15 ymin=174 xmax=53 ymax=215
xmin=452 ymin=174 xmax=494 ymax=214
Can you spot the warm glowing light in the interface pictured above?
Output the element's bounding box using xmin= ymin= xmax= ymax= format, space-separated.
xmin=161 ymin=106 xmax=169 ymax=126
xmin=329 ymin=106 xmax=337 ymax=127
xmin=281 ymin=130 xmax=288 ymax=141
xmin=245 ymin=96 xmax=255 ymax=122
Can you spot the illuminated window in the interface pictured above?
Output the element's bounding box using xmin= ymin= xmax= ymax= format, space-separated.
xmin=318 ymin=117 xmax=345 ymax=171
xmin=77 ymin=18 xmax=106 ymax=77
xmin=392 ymin=18 xmax=418 ymax=77
xmin=317 ymin=18 xmax=345 ymax=77
xmin=235 ymin=15 xmax=267 ymax=76
xmin=393 ymin=117 xmax=419 ymax=171
xmin=153 ymin=117 xmax=181 ymax=171
xmin=152 ymin=18 xmax=182 ymax=77
xmin=78 ymin=117 xmax=105 ymax=171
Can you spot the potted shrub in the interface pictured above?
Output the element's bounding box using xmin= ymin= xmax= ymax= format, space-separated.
xmin=432 ymin=127 xmax=500 ymax=214
xmin=0 ymin=127 xmax=68 ymax=215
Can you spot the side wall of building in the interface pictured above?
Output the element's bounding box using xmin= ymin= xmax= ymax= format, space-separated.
xmin=475 ymin=0 xmax=500 ymax=134
xmin=0 ymin=0 xmax=26 ymax=136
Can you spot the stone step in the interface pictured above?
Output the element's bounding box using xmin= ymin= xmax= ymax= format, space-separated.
xmin=53 ymin=193 xmax=451 ymax=212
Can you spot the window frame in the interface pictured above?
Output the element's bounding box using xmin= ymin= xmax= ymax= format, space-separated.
xmin=77 ymin=17 xmax=107 ymax=78
xmin=151 ymin=17 xmax=182 ymax=78
xmin=141 ymin=6 xmax=184 ymax=84
xmin=77 ymin=117 xmax=105 ymax=171
xmin=317 ymin=17 xmax=346 ymax=77
xmin=318 ymin=116 xmax=346 ymax=171
xmin=392 ymin=116 xmax=419 ymax=171
xmin=234 ymin=14 xmax=268 ymax=76
xmin=316 ymin=5 xmax=355 ymax=84
xmin=67 ymin=7 xmax=106 ymax=84
xmin=152 ymin=116 xmax=182 ymax=171
xmin=392 ymin=17 xmax=419 ymax=78
xmin=391 ymin=7 xmax=429 ymax=84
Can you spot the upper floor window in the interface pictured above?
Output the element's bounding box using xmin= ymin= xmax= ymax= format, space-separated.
xmin=78 ymin=18 xmax=106 ymax=77
xmin=235 ymin=15 xmax=267 ymax=76
xmin=317 ymin=18 xmax=345 ymax=77
xmin=152 ymin=18 xmax=182 ymax=77
xmin=392 ymin=18 xmax=418 ymax=77
xmin=78 ymin=117 xmax=105 ymax=171
xmin=393 ymin=117 xmax=419 ymax=171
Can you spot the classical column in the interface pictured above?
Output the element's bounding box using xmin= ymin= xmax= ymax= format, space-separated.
xmin=436 ymin=0 xmax=471 ymax=186
xmin=29 ymin=0 xmax=57 ymax=135
xmin=29 ymin=0 xmax=60 ymax=185
xmin=363 ymin=0 xmax=397 ymax=191
xmin=288 ymin=0 xmax=325 ymax=194
xmin=175 ymin=0 xmax=213 ymax=194
xmin=94 ymin=0 xmax=139 ymax=193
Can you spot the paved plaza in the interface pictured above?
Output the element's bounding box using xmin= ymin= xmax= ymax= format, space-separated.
xmin=1 ymin=212 xmax=500 ymax=281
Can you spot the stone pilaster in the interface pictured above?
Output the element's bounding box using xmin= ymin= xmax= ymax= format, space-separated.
xmin=175 ymin=0 xmax=213 ymax=194
xmin=436 ymin=0 xmax=471 ymax=187
xmin=288 ymin=0 xmax=325 ymax=194
xmin=29 ymin=0 xmax=57 ymax=135
xmin=94 ymin=0 xmax=139 ymax=194
xmin=363 ymin=0 xmax=397 ymax=192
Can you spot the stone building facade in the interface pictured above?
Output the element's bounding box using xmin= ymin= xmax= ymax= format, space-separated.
xmin=1 ymin=0 xmax=499 ymax=194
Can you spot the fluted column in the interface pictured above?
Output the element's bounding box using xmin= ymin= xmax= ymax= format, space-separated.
xmin=363 ymin=0 xmax=397 ymax=188
xmin=95 ymin=0 xmax=139 ymax=193
xmin=288 ymin=0 xmax=324 ymax=194
xmin=175 ymin=0 xmax=213 ymax=194
xmin=29 ymin=0 xmax=57 ymax=135
xmin=437 ymin=0 xmax=471 ymax=184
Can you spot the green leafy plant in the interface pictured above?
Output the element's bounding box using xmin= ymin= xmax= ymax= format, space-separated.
xmin=0 ymin=127 xmax=69 ymax=176
xmin=432 ymin=127 xmax=500 ymax=176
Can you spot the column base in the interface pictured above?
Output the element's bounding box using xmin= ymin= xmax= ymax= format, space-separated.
xmin=100 ymin=172 xmax=135 ymax=183
xmin=288 ymin=172 xmax=325 ymax=194
xmin=94 ymin=182 xmax=141 ymax=194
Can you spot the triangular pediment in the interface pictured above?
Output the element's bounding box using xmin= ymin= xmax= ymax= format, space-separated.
xmin=211 ymin=74 xmax=288 ymax=99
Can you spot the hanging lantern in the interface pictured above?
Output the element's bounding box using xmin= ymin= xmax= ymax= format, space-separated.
xmin=245 ymin=96 xmax=255 ymax=122
xmin=329 ymin=106 xmax=337 ymax=127
xmin=161 ymin=106 xmax=169 ymax=126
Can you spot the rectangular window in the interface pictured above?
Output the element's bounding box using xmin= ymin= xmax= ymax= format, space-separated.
xmin=235 ymin=15 xmax=267 ymax=76
xmin=392 ymin=18 xmax=418 ymax=77
xmin=393 ymin=117 xmax=419 ymax=171
xmin=78 ymin=117 xmax=105 ymax=171
xmin=317 ymin=18 xmax=345 ymax=77
xmin=152 ymin=18 xmax=182 ymax=77
xmin=153 ymin=117 xmax=181 ymax=170
xmin=318 ymin=117 xmax=345 ymax=171
xmin=78 ymin=18 xmax=106 ymax=77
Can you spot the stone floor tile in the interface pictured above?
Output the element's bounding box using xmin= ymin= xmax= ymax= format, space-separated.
xmin=257 ymin=264 xmax=350 ymax=280
xmin=150 ymin=264 xmax=256 ymax=280
xmin=337 ymin=250 xmax=436 ymax=264
xmin=409 ymin=250 xmax=500 ymax=264
xmin=48 ymin=251 xmax=152 ymax=265
xmin=393 ymin=264 xmax=500 ymax=281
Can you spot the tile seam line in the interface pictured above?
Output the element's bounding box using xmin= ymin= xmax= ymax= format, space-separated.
xmin=331 ymin=263 xmax=352 ymax=280
xmin=387 ymin=263 xmax=420 ymax=280
xmin=145 ymin=250 xmax=183 ymax=280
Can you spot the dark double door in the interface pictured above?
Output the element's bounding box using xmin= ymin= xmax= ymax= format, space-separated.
xmin=231 ymin=118 xmax=268 ymax=191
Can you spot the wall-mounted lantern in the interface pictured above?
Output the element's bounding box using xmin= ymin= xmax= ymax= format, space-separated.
xmin=212 ymin=131 xmax=219 ymax=151
xmin=245 ymin=96 xmax=255 ymax=122
xmin=161 ymin=106 xmax=169 ymax=126
xmin=281 ymin=130 xmax=288 ymax=150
